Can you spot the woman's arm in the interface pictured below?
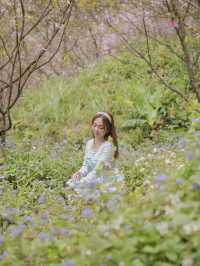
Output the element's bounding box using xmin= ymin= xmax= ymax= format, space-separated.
xmin=76 ymin=140 xmax=91 ymax=178
xmin=70 ymin=140 xmax=91 ymax=181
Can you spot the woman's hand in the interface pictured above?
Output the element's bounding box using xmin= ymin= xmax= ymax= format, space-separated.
xmin=71 ymin=171 xmax=82 ymax=182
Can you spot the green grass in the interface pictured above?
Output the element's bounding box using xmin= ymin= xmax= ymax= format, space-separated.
xmin=11 ymin=47 xmax=194 ymax=146
xmin=0 ymin=44 xmax=200 ymax=266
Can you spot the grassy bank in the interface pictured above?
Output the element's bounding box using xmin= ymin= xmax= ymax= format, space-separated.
xmin=0 ymin=48 xmax=200 ymax=266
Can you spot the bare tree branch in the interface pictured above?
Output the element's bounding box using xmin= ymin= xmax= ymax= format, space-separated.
xmin=168 ymin=0 xmax=200 ymax=101
xmin=106 ymin=17 xmax=189 ymax=102
xmin=0 ymin=0 xmax=74 ymax=139
xmin=0 ymin=0 xmax=53 ymax=72
xmin=120 ymin=12 xmax=184 ymax=62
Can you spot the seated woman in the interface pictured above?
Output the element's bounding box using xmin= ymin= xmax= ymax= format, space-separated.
xmin=66 ymin=112 xmax=124 ymax=199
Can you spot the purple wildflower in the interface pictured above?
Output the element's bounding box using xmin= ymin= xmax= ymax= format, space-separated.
xmin=24 ymin=215 xmax=35 ymax=227
xmin=59 ymin=228 xmax=69 ymax=236
xmin=193 ymin=131 xmax=200 ymax=137
xmin=48 ymin=235 xmax=56 ymax=242
xmin=38 ymin=232 xmax=48 ymax=241
xmin=0 ymin=251 xmax=9 ymax=260
xmin=155 ymin=175 xmax=168 ymax=184
xmin=186 ymin=152 xmax=193 ymax=161
xmin=63 ymin=260 xmax=76 ymax=266
xmin=37 ymin=195 xmax=45 ymax=204
xmin=176 ymin=178 xmax=184 ymax=185
xmin=159 ymin=146 xmax=167 ymax=152
xmin=40 ymin=210 xmax=49 ymax=225
xmin=38 ymin=232 xmax=56 ymax=242
xmin=24 ymin=215 xmax=34 ymax=223
xmin=51 ymin=227 xmax=69 ymax=236
xmin=11 ymin=224 xmax=26 ymax=238
xmin=3 ymin=208 xmax=17 ymax=219
xmin=178 ymin=138 xmax=187 ymax=148
xmin=192 ymin=118 xmax=200 ymax=123
xmin=0 ymin=235 xmax=4 ymax=246
xmin=81 ymin=208 xmax=93 ymax=218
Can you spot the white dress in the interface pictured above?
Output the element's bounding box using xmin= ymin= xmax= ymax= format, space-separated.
xmin=66 ymin=139 xmax=124 ymax=199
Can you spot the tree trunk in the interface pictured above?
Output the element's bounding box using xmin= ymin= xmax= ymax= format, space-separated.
xmin=0 ymin=133 xmax=6 ymax=147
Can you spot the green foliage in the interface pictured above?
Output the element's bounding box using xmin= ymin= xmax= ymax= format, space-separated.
xmin=12 ymin=47 xmax=191 ymax=147
xmin=1 ymin=130 xmax=200 ymax=265
xmin=2 ymin=142 xmax=82 ymax=188
xmin=0 ymin=40 xmax=199 ymax=266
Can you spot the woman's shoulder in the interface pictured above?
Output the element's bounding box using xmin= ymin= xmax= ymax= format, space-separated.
xmin=85 ymin=139 xmax=113 ymax=151
xmin=102 ymin=140 xmax=114 ymax=151
xmin=103 ymin=140 xmax=113 ymax=147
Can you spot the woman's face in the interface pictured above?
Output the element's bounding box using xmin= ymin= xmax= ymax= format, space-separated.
xmin=92 ymin=117 xmax=106 ymax=140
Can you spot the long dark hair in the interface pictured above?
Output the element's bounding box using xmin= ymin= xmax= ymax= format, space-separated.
xmin=91 ymin=112 xmax=119 ymax=159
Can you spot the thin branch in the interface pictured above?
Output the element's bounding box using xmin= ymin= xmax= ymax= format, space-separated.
xmin=88 ymin=26 xmax=99 ymax=58
xmin=0 ymin=112 xmax=12 ymax=133
xmin=143 ymin=16 xmax=152 ymax=66
xmin=0 ymin=80 xmax=9 ymax=86
xmin=182 ymin=0 xmax=192 ymax=21
xmin=0 ymin=0 xmax=53 ymax=72
xmin=120 ymin=12 xmax=184 ymax=62
xmin=0 ymin=35 xmax=12 ymax=62
xmin=7 ymin=0 xmax=20 ymax=110
xmin=8 ymin=1 xmax=74 ymax=110
xmin=168 ymin=0 xmax=200 ymax=101
xmin=1 ymin=0 xmax=74 ymax=94
xmin=19 ymin=0 xmax=25 ymax=41
xmin=106 ymin=18 xmax=189 ymax=102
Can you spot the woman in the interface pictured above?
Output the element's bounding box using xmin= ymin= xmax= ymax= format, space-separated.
xmin=66 ymin=112 xmax=124 ymax=199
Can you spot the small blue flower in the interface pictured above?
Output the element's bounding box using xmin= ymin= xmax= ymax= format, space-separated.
xmin=0 ymin=251 xmax=9 ymax=260
xmin=192 ymin=118 xmax=200 ymax=123
xmin=40 ymin=210 xmax=49 ymax=225
xmin=38 ymin=232 xmax=48 ymax=241
xmin=48 ymin=235 xmax=56 ymax=242
xmin=0 ymin=235 xmax=4 ymax=246
xmin=41 ymin=210 xmax=49 ymax=220
xmin=176 ymin=178 xmax=184 ymax=185
xmin=3 ymin=207 xmax=17 ymax=219
xmin=155 ymin=175 xmax=168 ymax=184
xmin=63 ymin=260 xmax=76 ymax=266
xmin=178 ymin=138 xmax=187 ymax=148
xmin=51 ymin=227 xmax=69 ymax=236
xmin=81 ymin=208 xmax=93 ymax=218
xmin=186 ymin=152 xmax=193 ymax=161
xmin=24 ymin=215 xmax=34 ymax=222
xmin=38 ymin=232 xmax=56 ymax=242
xmin=159 ymin=146 xmax=167 ymax=152
xmin=193 ymin=131 xmax=200 ymax=137
xmin=24 ymin=215 xmax=35 ymax=227
xmin=11 ymin=224 xmax=26 ymax=238
xmin=37 ymin=195 xmax=45 ymax=204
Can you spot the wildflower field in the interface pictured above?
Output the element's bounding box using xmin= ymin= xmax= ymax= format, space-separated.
xmin=0 ymin=52 xmax=200 ymax=266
